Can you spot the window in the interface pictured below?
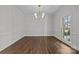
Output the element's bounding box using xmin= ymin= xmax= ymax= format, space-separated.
xmin=63 ymin=16 xmax=71 ymax=42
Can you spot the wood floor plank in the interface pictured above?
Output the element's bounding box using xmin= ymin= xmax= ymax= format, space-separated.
xmin=0 ymin=36 xmax=79 ymax=54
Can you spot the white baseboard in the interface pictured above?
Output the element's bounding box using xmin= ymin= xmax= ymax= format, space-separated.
xmin=0 ymin=33 xmax=24 ymax=52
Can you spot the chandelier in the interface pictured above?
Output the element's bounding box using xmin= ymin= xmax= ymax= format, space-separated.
xmin=34 ymin=5 xmax=45 ymax=19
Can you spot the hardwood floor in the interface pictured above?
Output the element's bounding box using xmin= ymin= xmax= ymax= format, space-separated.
xmin=0 ymin=36 xmax=79 ymax=54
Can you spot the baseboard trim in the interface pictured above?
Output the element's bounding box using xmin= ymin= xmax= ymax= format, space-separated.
xmin=0 ymin=35 xmax=25 ymax=52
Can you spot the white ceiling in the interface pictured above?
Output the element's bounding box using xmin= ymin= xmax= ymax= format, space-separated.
xmin=16 ymin=5 xmax=62 ymax=15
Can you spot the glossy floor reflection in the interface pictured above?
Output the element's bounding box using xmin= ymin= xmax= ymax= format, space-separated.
xmin=0 ymin=36 xmax=79 ymax=54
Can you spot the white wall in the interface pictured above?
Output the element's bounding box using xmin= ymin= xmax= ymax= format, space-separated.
xmin=24 ymin=14 xmax=45 ymax=36
xmin=0 ymin=6 xmax=25 ymax=51
xmin=24 ymin=13 xmax=55 ymax=36
xmin=47 ymin=14 xmax=55 ymax=36
xmin=53 ymin=5 xmax=79 ymax=49
xmin=25 ymin=14 xmax=47 ymax=36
